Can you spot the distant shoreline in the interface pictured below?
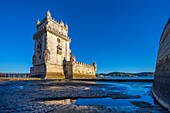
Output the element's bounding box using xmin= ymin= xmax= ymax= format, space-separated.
xmin=97 ymin=72 xmax=154 ymax=77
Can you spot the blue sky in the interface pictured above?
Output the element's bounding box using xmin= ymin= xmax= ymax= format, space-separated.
xmin=0 ymin=0 xmax=169 ymax=73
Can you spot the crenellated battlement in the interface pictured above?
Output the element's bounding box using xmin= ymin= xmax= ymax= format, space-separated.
xmin=37 ymin=17 xmax=68 ymax=31
xmin=36 ymin=10 xmax=68 ymax=31
xmin=75 ymin=61 xmax=94 ymax=67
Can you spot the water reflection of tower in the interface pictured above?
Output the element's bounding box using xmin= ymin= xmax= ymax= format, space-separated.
xmin=46 ymin=99 xmax=76 ymax=105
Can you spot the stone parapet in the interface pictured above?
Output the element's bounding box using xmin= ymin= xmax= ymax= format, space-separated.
xmin=46 ymin=25 xmax=71 ymax=42
xmin=37 ymin=17 xmax=68 ymax=31
xmin=33 ymin=26 xmax=71 ymax=42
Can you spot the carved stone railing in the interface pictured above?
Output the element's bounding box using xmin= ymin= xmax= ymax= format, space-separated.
xmin=33 ymin=26 xmax=71 ymax=42
xmin=46 ymin=25 xmax=71 ymax=41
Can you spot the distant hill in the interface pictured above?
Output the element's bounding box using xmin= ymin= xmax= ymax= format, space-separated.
xmin=97 ymin=72 xmax=154 ymax=77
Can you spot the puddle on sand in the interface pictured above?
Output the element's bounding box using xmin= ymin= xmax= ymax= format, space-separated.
xmin=75 ymin=97 xmax=132 ymax=106
xmin=75 ymin=96 xmax=155 ymax=106
xmin=40 ymin=97 xmax=154 ymax=107
xmin=40 ymin=98 xmax=133 ymax=106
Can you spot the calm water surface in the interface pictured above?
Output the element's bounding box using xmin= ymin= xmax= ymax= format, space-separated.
xmin=75 ymin=81 xmax=154 ymax=106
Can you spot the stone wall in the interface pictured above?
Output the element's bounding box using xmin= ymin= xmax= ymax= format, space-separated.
xmin=152 ymin=18 xmax=170 ymax=111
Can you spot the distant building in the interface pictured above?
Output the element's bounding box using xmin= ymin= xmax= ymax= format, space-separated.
xmin=153 ymin=18 xmax=170 ymax=111
xmin=30 ymin=10 xmax=97 ymax=79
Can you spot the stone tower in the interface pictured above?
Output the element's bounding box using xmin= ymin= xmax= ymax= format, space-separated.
xmin=30 ymin=10 xmax=71 ymax=79
xmin=30 ymin=10 xmax=97 ymax=79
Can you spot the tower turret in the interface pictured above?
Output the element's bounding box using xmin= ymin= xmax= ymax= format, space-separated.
xmin=70 ymin=54 xmax=76 ymax=63
xmin=46 ymin=10 xmax=51 ymax=18
xmin=59 ymin=20 xmax=65 ymax=26
xmin=93 ymin=61 xmax=97 ymax=72
xmin=36 ymin=20 xmax=40 ymax=25
xmin=65 ymin=24 xmax=68 ymax=31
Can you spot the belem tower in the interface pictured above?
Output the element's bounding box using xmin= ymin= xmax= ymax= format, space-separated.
xmin=30 ymin=10 xmax=97 ymax=79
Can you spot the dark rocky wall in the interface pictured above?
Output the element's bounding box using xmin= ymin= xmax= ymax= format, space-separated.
xmin=152 ymin=18 xmax=170 ymax=111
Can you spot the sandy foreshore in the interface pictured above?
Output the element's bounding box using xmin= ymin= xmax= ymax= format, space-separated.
xmin=0 ymin=78 xmax=168 ymax=113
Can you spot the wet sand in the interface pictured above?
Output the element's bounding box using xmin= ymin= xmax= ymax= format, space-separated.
xmin=0 ymin=78 xmax=168 ymax=113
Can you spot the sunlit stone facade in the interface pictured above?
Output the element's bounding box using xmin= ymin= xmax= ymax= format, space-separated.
xmin=30 ymin=11 xmax=97 ymax=79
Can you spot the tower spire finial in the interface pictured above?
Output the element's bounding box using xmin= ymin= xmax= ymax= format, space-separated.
xmin=65 ymin=24 xmax=68 ymax=30
xmin=46 ymin=10 xmax=51 ymax=18
xmin=37 ymin=20 xmax=40 ymax=25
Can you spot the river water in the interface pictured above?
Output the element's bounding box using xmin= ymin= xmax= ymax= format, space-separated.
xmin=97 ymin=76 xmax=154 ymax=80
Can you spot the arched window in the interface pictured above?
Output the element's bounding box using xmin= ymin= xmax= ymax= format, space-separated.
xmin=57 ymin=38 xmax=60 ymax=43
